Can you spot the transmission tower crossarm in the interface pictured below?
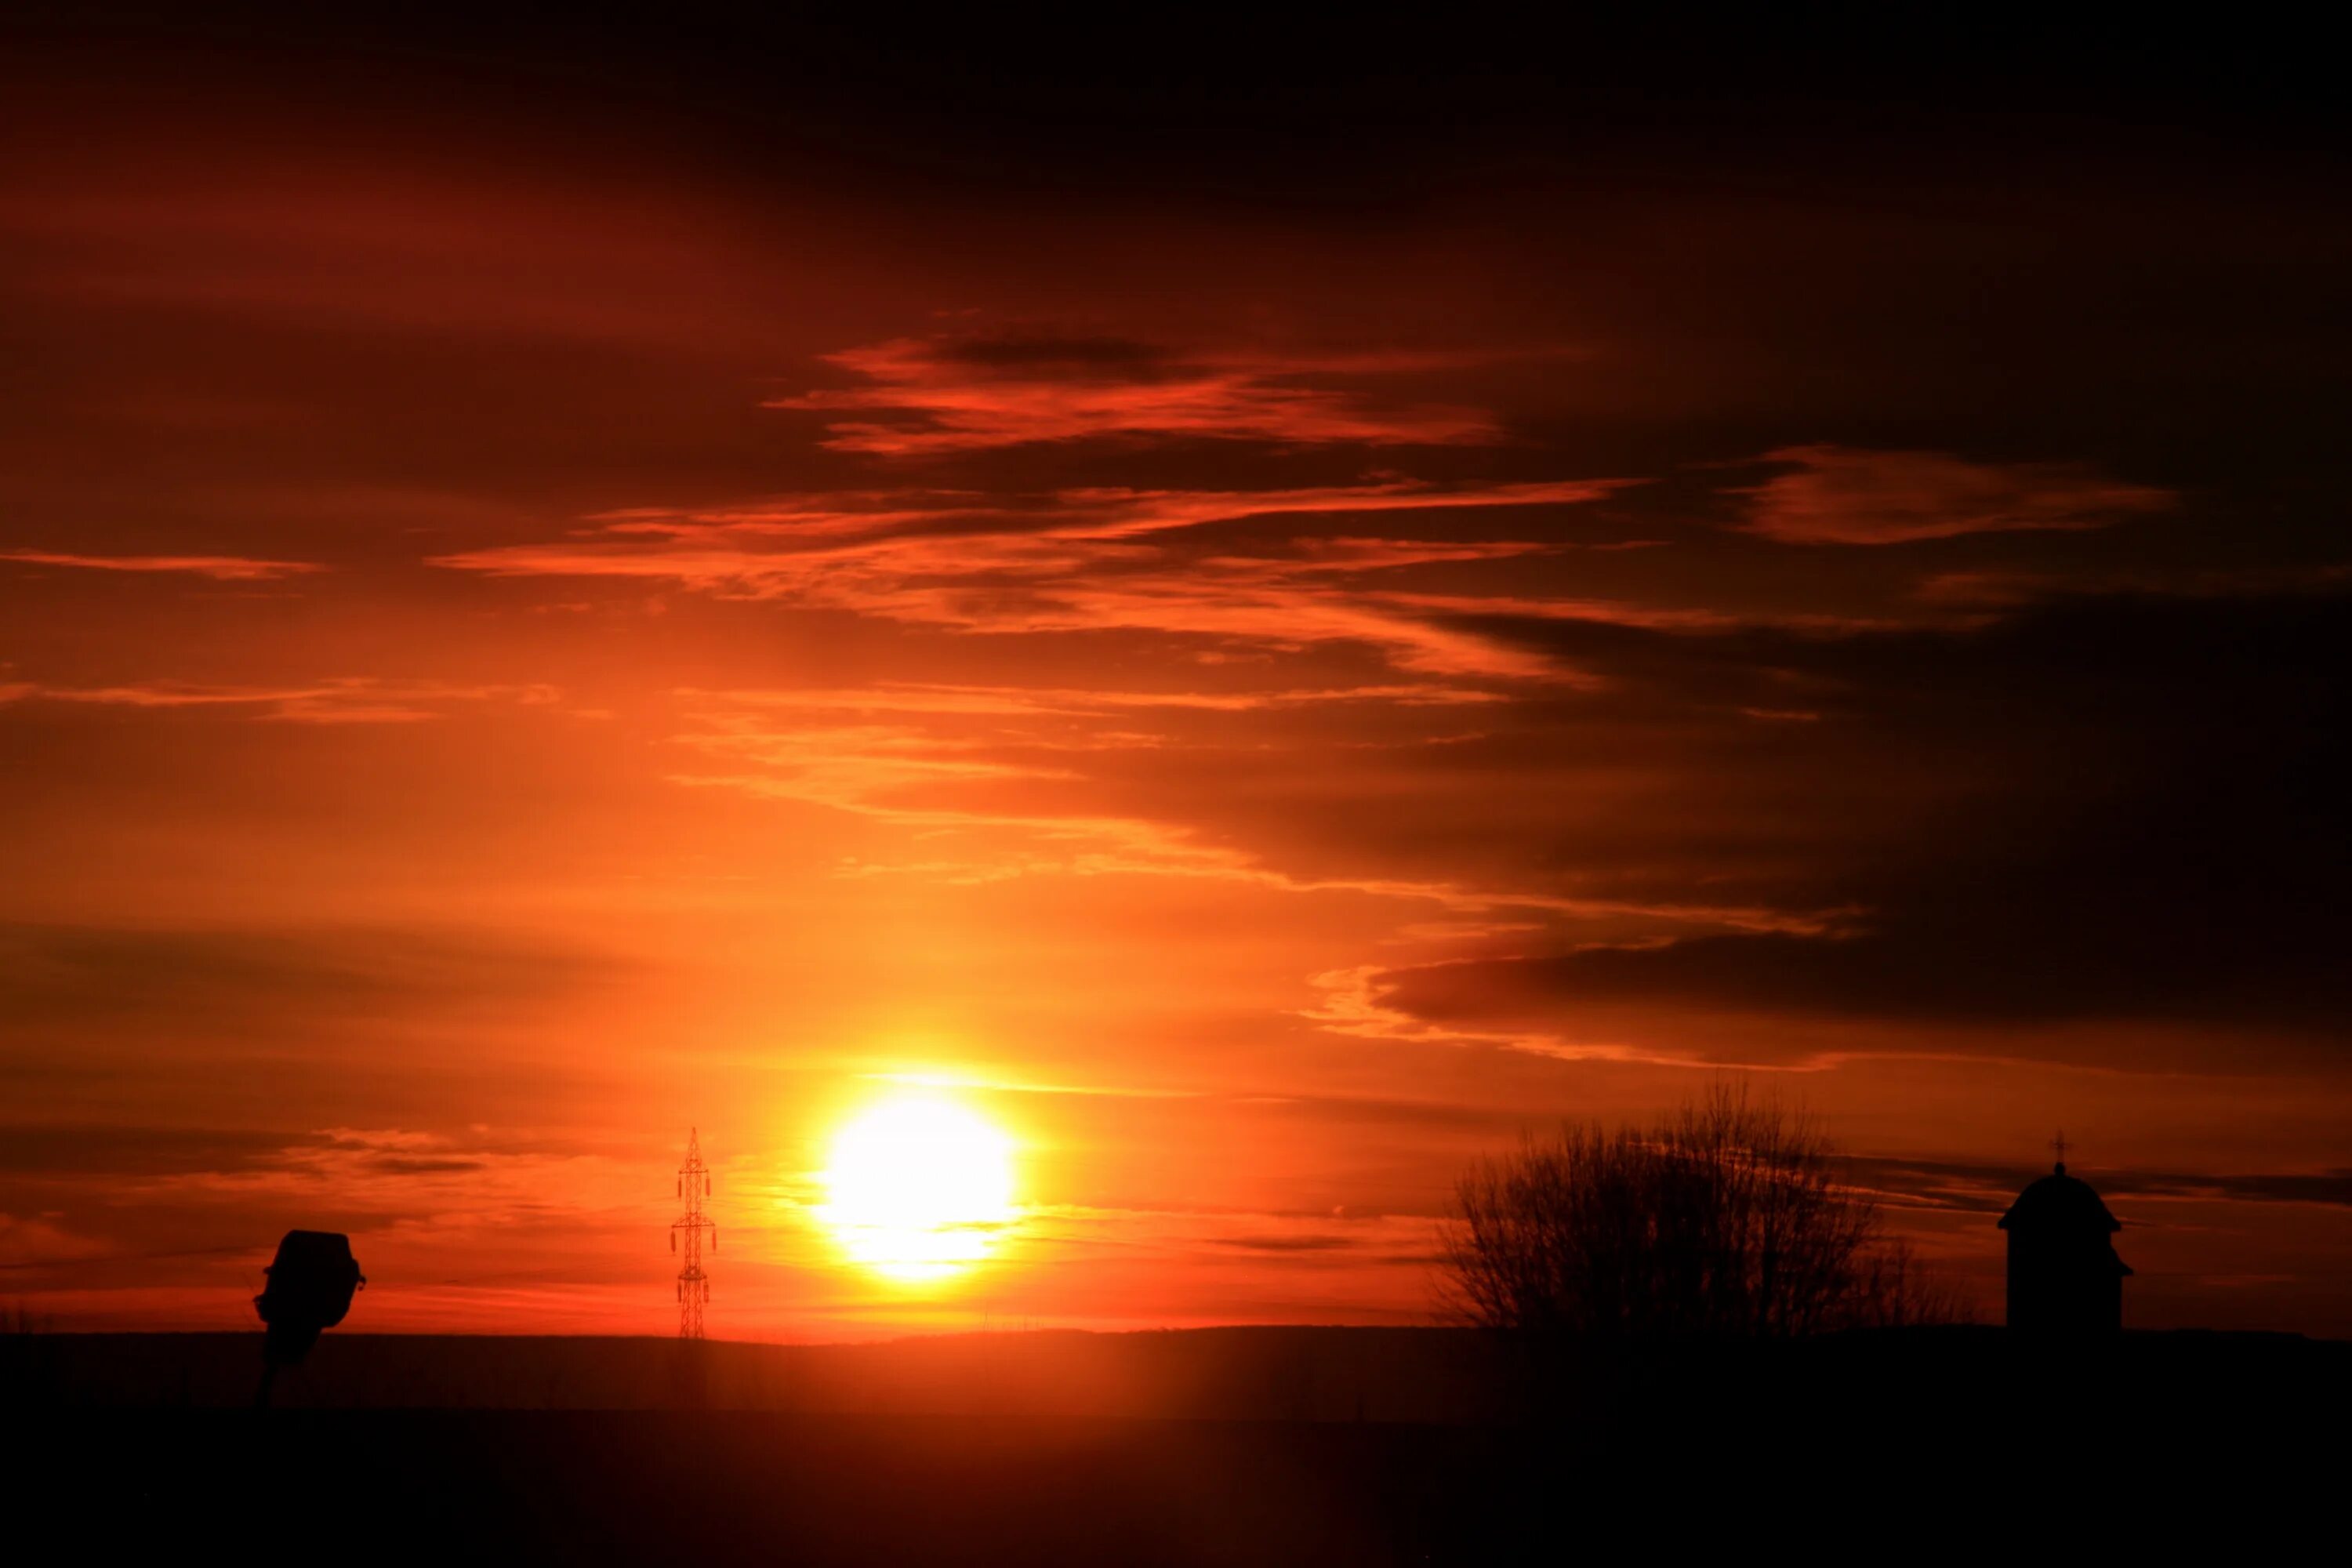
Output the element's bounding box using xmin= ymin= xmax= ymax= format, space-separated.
xmin=670 ymin=1127 xmax=715 ymax=1339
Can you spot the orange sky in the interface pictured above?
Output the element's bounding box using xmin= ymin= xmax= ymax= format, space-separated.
xmin=5 ymin=20 xmax=2350 ymax=1339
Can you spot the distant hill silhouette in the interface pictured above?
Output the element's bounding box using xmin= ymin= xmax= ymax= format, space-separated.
xmin=10 ymin=1323 xmax=2344 ymax=1428
xmin=10 ymin=1327 xmax=2343 ymax=1562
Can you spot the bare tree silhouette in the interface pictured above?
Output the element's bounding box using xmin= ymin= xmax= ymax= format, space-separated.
xmin=1442 ymin=1087 xmax=1963 ymax=1337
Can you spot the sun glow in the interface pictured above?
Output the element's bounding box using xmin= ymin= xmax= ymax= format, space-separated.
xmin=820 ymin=1094 xmax=1019 ymax=1284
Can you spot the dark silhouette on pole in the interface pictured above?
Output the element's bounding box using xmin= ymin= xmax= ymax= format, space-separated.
xmin=1998 ymin=1143 xmax=2131 ymax=1332
xmin=253 ymin=1229 xmax=365 ymax=1406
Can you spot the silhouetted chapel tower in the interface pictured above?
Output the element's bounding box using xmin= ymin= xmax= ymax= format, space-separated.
xmin=1998 ymin=1138 xmax=2130 ymax=1333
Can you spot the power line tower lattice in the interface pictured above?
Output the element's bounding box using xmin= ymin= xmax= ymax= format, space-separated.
xmin=670 ymin=1127 xmax=717 ymax=1339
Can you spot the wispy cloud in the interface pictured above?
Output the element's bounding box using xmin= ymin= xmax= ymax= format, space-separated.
xmin=768 ymin=335 xmax=1564 ymax=453
xmin=118 ymin=1125 xmax=644 ymax=1236
xmin=1740 ymin=445 xmax=2172 ymax=545
xmin=447 ymin=477 xmax=1629 ymax=568
xmin=1851 ymin=1156 xmax=2352 ymax=1215
xmin=1 ymin=550 xmax=324 ymax=581
xmin=436 ymin=477 xmax=1632 ymax=677
xmin=668 ymin=685 xmax=1835 ymax=932
xmin=691 ymin=681 xmax=1504 ymax=720
xmin=1 ymin=677 xmax=561 ymax=724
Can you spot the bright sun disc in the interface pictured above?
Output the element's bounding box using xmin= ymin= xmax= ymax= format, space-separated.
xmin=821 ymin=1096 xmax=1017 ymax=1284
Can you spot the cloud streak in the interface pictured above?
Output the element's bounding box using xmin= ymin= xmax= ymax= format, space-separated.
xmin=768 ymin=335 xmax=1559 ymax=453
xmin=1740 ymin=445 xmax=2172 ymax=545
xmin=667 ymin=683 xmax=1847 ymax=938
xmin=1348 ymin=590 xmax=2352 ymax=1046
xmin=1 ymin=550 xmax=324 ymax=581
xmin=0 ymin=678 xmax=561 ymax=724
xmin=436 ymin=477 xmax=1633 ymax=677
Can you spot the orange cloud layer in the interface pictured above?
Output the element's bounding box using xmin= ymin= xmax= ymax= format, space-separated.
xmin=6 ymin=67 xmax=2350 ymax=1344
xmin=435 ymin=478 xmax=1634 ymax=677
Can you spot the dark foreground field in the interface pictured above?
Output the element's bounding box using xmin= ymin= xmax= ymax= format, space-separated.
xmin=11 ymin=1328 xmax=2345 ymax=1562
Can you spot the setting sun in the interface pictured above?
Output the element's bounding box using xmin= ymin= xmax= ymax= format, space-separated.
xmin=820 ymin=1096 xmax=1019 ymax=1285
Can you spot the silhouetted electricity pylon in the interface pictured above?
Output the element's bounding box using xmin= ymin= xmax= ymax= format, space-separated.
xmin=670 ymin=1127 xmax=716 ymax=1338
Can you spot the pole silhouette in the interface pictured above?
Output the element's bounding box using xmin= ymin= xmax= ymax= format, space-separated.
xmin=670 ymin=1128 xmax=716 ymax=1339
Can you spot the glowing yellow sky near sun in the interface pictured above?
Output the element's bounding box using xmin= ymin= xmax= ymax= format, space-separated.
xmin=819 ymin=1094 xmax=1020 ymax=1285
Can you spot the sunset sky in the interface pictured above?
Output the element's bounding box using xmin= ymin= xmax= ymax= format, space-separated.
xmin=5 ymin=15 xmax=2349 ymax=1339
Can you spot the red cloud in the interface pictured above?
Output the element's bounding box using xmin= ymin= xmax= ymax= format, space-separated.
xmin=768 ymin=336 xmax=1552 ymax=453
xmin=434 ymin=477 xmax=1633 ymax=678
xmin=1741 ymin=445 xmax=2172 ymax=545
xmin=1 ymin=677 xmax=560 ymax=724
xmin=668 ymin=684 xmax=1813 ymax=928
xmin=0 ymin=550 xmax=323 ymax=580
